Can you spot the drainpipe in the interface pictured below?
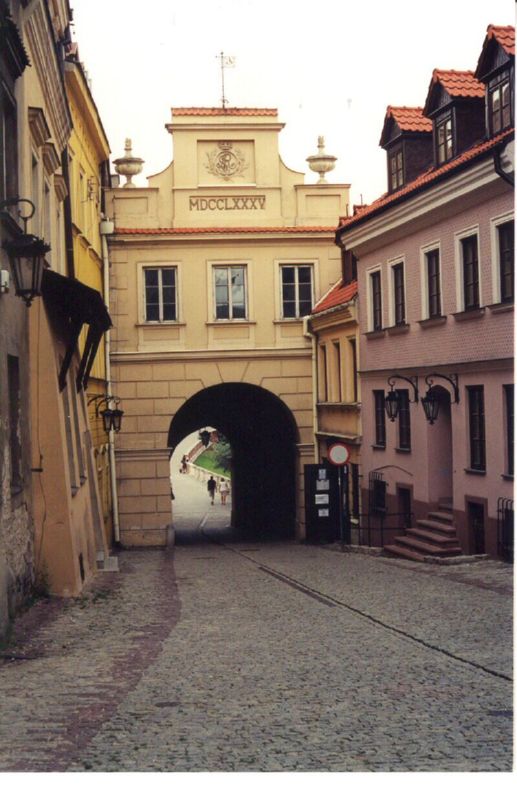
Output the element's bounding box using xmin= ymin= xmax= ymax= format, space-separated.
xmin=100 ymin=217 xmax=120 ymax=543
xmin=303 ymin=315 xmax=319 ymax=462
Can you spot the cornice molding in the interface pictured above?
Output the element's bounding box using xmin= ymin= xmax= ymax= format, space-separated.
xmin=111 ymin=347 xmax=311 ymax=363
xmin=42 ymin=141 xmax=60 ymax=174
xmin=28 ymin=106 xmax=51 ymax=147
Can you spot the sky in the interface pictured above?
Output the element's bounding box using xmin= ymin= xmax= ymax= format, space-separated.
xmin=70 ymin=0 xmax=514 ymax=207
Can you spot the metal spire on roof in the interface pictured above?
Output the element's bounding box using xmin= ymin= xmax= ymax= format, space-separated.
xmin=217 ymin=51 xmax=235 ymax=109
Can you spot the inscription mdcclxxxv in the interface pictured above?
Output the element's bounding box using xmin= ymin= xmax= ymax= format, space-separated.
xmin=190 ymin=196 xmax=266 ymax=211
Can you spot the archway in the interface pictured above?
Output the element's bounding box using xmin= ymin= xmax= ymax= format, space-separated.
xmin=168 ymin=383 xmax=299 ymax=538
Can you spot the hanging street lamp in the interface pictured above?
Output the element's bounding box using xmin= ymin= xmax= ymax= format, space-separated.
xmin=384 ymin=375 xmax=419 ymax=422
xmin=421 ymin=374 xmax=460 ymax=425
xmin=88 ymin=394 xmax=124 ymax=433
xmin=1 ymin=198 xmax=50 ymax=306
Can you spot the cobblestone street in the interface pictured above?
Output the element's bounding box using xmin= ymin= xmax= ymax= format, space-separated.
xmin=0 ymin=469 xmax=513 ymax=774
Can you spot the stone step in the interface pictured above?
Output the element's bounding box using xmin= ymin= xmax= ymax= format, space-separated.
xmin=405 ymin=526 xmax=460 ymax=547
xmin=415 ymin=518 xmax=457 ymax=536
xmin=383 ymin=544 xmax=428 ymax=562
xmin=428 ymin=511 xmax=454 ymax=524
xmin=394 ymin=535 xmax=462 ymax=557
xmin=439 ymin=502 xmax=453 ymax=513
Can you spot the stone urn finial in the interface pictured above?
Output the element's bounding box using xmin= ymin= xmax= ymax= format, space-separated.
xmin=306 ymin=136 xmax=337 ymax=184
xmin=113 ymin=138 xmax=144 ymax=188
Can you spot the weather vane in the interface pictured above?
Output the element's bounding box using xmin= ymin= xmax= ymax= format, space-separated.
xmin=217 ymin=51 xmax=235 ymax=109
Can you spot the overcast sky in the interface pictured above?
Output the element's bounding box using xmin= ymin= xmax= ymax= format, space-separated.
xmin=70 ymin=0 xmax=514 ymax=206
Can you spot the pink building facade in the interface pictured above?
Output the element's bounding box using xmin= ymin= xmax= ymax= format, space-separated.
xmin=336 ymin=25 xmax=514 ymax=560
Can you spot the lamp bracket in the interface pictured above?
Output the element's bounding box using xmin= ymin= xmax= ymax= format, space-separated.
xmin=87 ymin=393 xmax=121 ymax=416
xmin=387 ymin=374 xmax=419 ymax=403
xmin=0 ymin=197 xmax=36 ymax=231
xmin=424 ymin=373 xmax=460 ymax=404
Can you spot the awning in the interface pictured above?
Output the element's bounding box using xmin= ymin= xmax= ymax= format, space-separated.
xmin=41 ymin=269 xmax=112 ymax=392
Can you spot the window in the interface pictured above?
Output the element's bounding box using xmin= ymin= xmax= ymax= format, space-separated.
xmin=373 ymin=390 xmax=386 ymax=448
xmin=281 ymin=264 xmax=313 ymax=318
xmin=391 ymin=262 xmax=405 ymax=325
xmin=370 ymin=271 xmax=382 ymax=331
xmin=504 ymin=385 xmax=514 ymax=476
xmin=332 ymin=341 xmax=342 ymax=402
xmin=423 ymin=248 xmax=441 ymax=317
xmin=214 ymin=265 xmax=246 ymax=320
xmin=349 ymin=338 xmax=358 ymax=402
xmin=468 ymin=386 xmax=486 ymax=471
xmin=0 ymin=84 xmax=18 ymax=200
xmin=436 ymin=115 xmax=453 ymax=165
xmin=397 ymin=390 xmax=411 ymax=451
xmin=318 ymin=345 xmax=328 ymax=402
xmin=7 ymin=355 xmax=22 ymax=495
xmin=461 ymin=235 xmax=479 ymax=310
xmin=498 ymin=221 xmax=514 ymax=304
xmin=144 ymin=267 xmax=177 ymax=322
xmin=389 ymin=148 xmax=404 ymax=192
xmin=489 ymin=74 xmax=512 ymax=135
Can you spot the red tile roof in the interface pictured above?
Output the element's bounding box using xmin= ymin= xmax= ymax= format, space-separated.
xmin=114 ymin=226 xmax=337 ymax=235
xmin=430 ymin=69 xmax=485 ymax=99
xmin=337 ymin=128 xmax=513 ymax=231
xmin=385 ymin=106 xmax=432 ymax=133
xmin=171 ymin=107 xmax=278 ymax=116
xmin=312 ymin=280 xmax=358 ymax=314
xmin=487 ymin=24 xmax=515 ymax=55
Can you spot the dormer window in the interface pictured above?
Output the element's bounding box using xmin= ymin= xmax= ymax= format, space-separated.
xmin=489 ymin=73 xmax=512 ymax=135
xmin=436 ymin=114 xmax=454 ymax=164
xmin=389 ymin=148 xmax=404 ymax=191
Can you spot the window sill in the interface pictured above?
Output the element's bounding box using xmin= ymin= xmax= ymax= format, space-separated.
xmin=364 ymin=329 xmax=385 ymax=340
xmin=395 ymin=447 xmax=411 ymax=454
xmin=136 ymin=322 xmax=186 ymax=328
xmin=317 ymin=401 xmax=360 ymax=410
xmin=273 ymin=318 xmax=304 ymax=324
xmin=453 ymin=308 xmax=485 ymax=322
xmin=205 ymin=320 xmax=256 ymax=326
xmin=501 ymin=473 xmax=514 ymax=481
xmin=371 ymin=444 xmax=386 ymax=450
xmin=417 ymin=315 xmax=447 ymax=328
xmin=489 ymin=302 xmax=514 ymax=314
xmin=464 ymin=468 xmax=486 ymax=476
xmin=386 ymin=323 xmax=409 ymax=336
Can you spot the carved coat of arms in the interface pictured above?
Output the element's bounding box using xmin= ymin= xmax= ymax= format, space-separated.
xmin=205 ymin=141 xmax=248 ymax=181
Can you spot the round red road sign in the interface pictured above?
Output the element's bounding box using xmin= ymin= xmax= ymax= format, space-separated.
xmin=328 ymin=442 xmax=351 ymax=466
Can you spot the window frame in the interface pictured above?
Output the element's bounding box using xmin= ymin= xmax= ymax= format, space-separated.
xmin=397 ymin=389 xmax=411 ymax=451
xmin=388 ymin=259 xmax=406 ymax=326
xmin=368 ymin=267 xmax=383 ymax=331
xmin=0 ymin=79 xmax=18 ymax=202
xmin=279 ymin=263 xmax=314 ymax=320
xmin=143 ymin=265 xmax=178 ymax=323
xmin=490 ymin=213 xmax=514 ymax=305
xmin=461 ymin=234 xmax=480 ymax=311
xmin=212 ymin=263 xmax=248 ymax=321
xmin=454 ymin=227 xmax=482 ymax=312
xmin=388 ymin=146 xmax=404 ymax=192
xmin=504 ymin=384 xmax=514 ymax=477
xmin=488 ymin=71 xmax=512 ymax=136
xmin=138 ymin=262 xmax=181 ymax=325
xmin=435 ymin=112 xmax=454 ymax=166
xmin=373 ymin=390 xmax=386 ymax=448
xmin=467 ymin=385 xmax=486 ymax=472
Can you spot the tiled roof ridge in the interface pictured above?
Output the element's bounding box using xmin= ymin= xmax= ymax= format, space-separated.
xmin=487 ymin=24 xmax=515 ymax=55
xmin=312 ymin=279 xmax=358 ymax=314
xmin=337 ymin=128 xmax=513 ymax=230
xmin=431 ymin=68 xmax=485 ymax=95
xmin=171 ymin=107 xmax=278 ymax=116
xmin=114 ymin=225 xmax=338 ymax=234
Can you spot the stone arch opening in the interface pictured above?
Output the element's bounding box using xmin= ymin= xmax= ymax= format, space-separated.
xmin=168 ymin=383 xmax=299 ymax=538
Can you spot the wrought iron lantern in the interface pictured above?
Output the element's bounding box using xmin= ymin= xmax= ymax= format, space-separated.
xmin=1 ymin=198 xmax=50 ymax=306
xmin=89 ymin=394 xmax=124 ymax=433
xmin=421 ymin=374 xmax=460 ymax=425
xmin=384 ymin=375 xmax=419 ymax=422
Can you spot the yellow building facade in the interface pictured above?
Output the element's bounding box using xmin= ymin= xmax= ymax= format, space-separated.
xmin=106 ymin=108 xmax=350 ymax=545
xmin=64 ymin=55 xmax=114 ymax=542
xmin=309 ymin=276 xmax=361 ymax=530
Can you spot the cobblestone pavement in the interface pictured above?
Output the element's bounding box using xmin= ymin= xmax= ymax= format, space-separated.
xmin=0 ymin=473 xmax=513 ymax=773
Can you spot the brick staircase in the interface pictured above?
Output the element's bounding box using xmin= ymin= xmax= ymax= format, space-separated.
xmin=383 ymin=503 xmax=462 ymax=562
